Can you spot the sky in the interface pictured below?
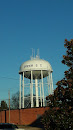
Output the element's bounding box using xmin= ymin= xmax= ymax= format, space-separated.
xmin=0 ymin=0 xmax=73 ymax=102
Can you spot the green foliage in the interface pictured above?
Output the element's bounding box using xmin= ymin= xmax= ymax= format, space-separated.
xmin=62 ymin=39 xmax=73 ymax=68
xmin=57 ymin=39 xmax=73 ymax=88
xmin=42 ymin=39 xmax=73 ymax=129
xmin=42 ymin=107 xmax=73 ymax=130
xmin=56 ymin=39 xmax=73 ymax=106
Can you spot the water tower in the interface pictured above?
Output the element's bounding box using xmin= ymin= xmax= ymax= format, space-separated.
xmin=19 ymin=52 xmax=53 ymax=109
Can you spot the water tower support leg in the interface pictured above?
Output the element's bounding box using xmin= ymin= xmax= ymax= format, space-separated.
xmin=49 ymin=72 xmax=51 ymax=94
xmin=47 ymin=73 xmax=50 ymax=95
xmin=41 ymin=70 xmax=45 ymax=107
xmin=22 ymin=72 xmax=24 ymax=108
xmin=19 ymin=74 xmax=21 ymax=109
xmin=51 ymin=73 xmax=53 ymax=94
xmin=40 ymin=82 xmax=42 ymax=107
xmin=35 ymin=79 xmax=39 ymax=107
xmin=31 ymin=70 xmax=33 ymax=108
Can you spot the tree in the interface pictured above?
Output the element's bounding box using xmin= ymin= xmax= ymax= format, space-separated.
xmin=46 ymin=39 xmax=73 ymax=107
xmin=10 ymin=91 xmax=19 ymax=109
xmin=46 ymin=86 xmax=65 ymax=107
xmin=42 ymin=107 xmax=73 ymax=130
xmin=42 ymin=39 xmax=73 ymax=129
xmin=0 ymin=100 xmax=8 ymax=110
xmin=56 ymin=39 xmax=73 ymax=106
xmin=57 ymin=39 xmax=73 ymax=86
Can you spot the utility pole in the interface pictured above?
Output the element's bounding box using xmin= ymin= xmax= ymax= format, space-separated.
xmin=8 ymin=90 xmax=10 ymax=123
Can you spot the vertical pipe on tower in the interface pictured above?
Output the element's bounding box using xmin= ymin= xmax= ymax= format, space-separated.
xmin=41 ymin=70 xmax=45 ymax=106
xmin=22 ymin=72 xmax=24 ymax=108
xmin=47 ymin=72 xmax=50 ymax=95
xmin=51 ymin=72 xmax=53 ymax=94
xmin=40 ymin=82 xmax=42 ymax=107
xmin=19 ymin=74 xmax=21 ymax=109
xmin=49 ymin=72 xmax=51 ymax=95
xmin=35 ymin=79 xmax=39 ymax=107
xmin=31 ymin=70 xmax=33 ymax=108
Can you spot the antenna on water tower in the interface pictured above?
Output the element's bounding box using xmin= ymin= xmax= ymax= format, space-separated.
xmin=32 ymin=48 xmax=33 ymax=58
xmin=37 ymin=49 xmax=40 ymax=58
xmin=34 ymin=49 xmax=35 ymax=58
xmin=31 ymin=48 xmax=34 ymax=60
